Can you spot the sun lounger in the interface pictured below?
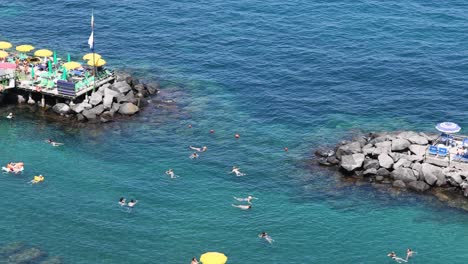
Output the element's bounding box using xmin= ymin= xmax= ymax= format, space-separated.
xmin=428 ymin=145 xmax=438 ymax=156
xmin=438 ymin=147 xmax=448 ymax=158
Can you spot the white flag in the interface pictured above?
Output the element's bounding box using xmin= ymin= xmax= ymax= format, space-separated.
xmin=88 ymin=31 xmax=94 ymax=50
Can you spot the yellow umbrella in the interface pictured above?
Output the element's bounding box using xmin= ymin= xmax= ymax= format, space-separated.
xmin=83 ymin=53 xmax=101 ymax=61
xmin=62 ymin=61 xmax=81 ymax=70
xmin=200 ymin=252 xmax=228 ymax=264
xmin=0 ymin=41 xmax=12 ymax=50
xmin=0 ymin=51 xmax=8 ymax=58
xmin=16 ymin=45 xmax=35 ymax=52
xmin=87 ymin=58 xmax=106 ymax=67
xmin=34 ymin=49 xmax=53 ymax=57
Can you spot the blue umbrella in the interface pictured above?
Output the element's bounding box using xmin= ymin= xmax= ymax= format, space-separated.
xmin=435 ymin=122 xmax=461 ymax=134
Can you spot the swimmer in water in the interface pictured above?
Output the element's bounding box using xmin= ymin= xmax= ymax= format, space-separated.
xmin=406 ymin=248 xmax=415 ymax=261
xmin=30 ymin=175 xmax=44 ymax=184
xmin=119 ymin=197 xmax=126 ymax=206
xmin=189 ymin=146 xmax=207 ymax=152
xmin=128 ymin=199 xmax=138 ymax=208
xmin=190 ymin=152 xmax=199 ymax=159
xmin=6 ymin=113 xmax=13 ymax=119
xmin=233 ymin=195 xmax=256 ymax=204
xmin=191 ymin=257 xmax=199 ymax=264
xmin=46 ymin=139 xmax=64 ymax=147
xmin=232 ymin=204 xmax=251 ymax=210
xmin=231 ymin=166 xmax=245 ymax=176
xmin=258 ymin=232 xmax=274 ymax=244
xmin=165 ymin=169 xmax=176 ymax=178
xmin=387 ymin=252 xmax=407 ymax=263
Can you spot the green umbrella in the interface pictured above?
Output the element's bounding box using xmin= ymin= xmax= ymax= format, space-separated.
xmin=31 ymin=66 xmax=35 ymax=79
xmin=48 ymin=60 xmax=52 ymax=74
xmin=61 ymin=67 xmax=67 ymax=80
xmin=67 ymin=53 xmax=71 ymax=62
xmin=53 ymin=51 xmax=57 ymax=64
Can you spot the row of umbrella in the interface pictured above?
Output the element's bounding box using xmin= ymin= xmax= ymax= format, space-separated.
xmin=0 ymin=41 xmax=106 ymax=67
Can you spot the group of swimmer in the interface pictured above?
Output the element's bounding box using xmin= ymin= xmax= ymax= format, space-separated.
xmin=387 ymin=248 xmax=415 ymax=263
xmin=232 ymin=195 xmax=256 ymax=210
xmin=189 ymin=145 xmax=207 ymax=159
xmin=118 ymin=197 xmax=138 ymax=209
xmin=4 ymin=162 xmax=24 ymax=174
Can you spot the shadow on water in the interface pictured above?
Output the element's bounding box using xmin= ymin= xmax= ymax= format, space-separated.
xmin=0 ymin=241 xmax=63 ymax=264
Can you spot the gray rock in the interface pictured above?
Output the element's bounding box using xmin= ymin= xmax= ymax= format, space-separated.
xmin=89 ymin=92 xmax=103 ymax=106
xmin=110 ymin=102 xmax=120 ymax=114
xmin=336 ymin=142 xmax=362 ymax=159
xmin=393 ymin=158 xmax=411 ymax=169
xmin=363 ymin=159 xmax=380 ymax=170
xmin=362 ymin=144 xmax=375 ymax=155
xmin=82 ymin=109 xmax=97 ymax=120
xmin=100 ymin=111 xmax=114 ymax=123
xmin=52 ymin=103 xmax=71 ymax=115
xmin=398 ymin=131 xmax=429 ymax=145
xmin=117 ymin=91 xmax=136 ymax=103
xmin=116 ymin=72 xmax=131 ymax=82
xmin=146 ymin=82 xmax=159 ymax=95
xmin=377 ymin=168 xmax=390 ymax=177
xmin=90 ymin=104 xmax=105 ymax=115
xmin=103 ymin=87 xmax=119 ymax=110
xmin=326 ymin=156 xmax=340 ymax=165
xmin=70 ymin=102 xmax=92 ymax=113
xmin=425 ymin=157 xmax=449 ymax=167
xmin=76 ymin=113 xmax=85 ymax=122
xmin=411 ymin=162 xmax=422 ymax=173
xmin=363 ymin=168 xmax=377 ymax=176
xmin=369 ymin=136 xmax=389 ymax=145
xmin=378 ymin=153 xmax=394 ymax=169
xmin=391 ymin=167 xmax=417 ymax=183
xmin=340 ymin=153 xmax=365 ymax=172
xmin=465 ymin=188 xmax=468 ymax=197
xmin=136 ymin=91 xmax=149 ymax=98
xmin=444 ymin=169 xmax=463 ymax=187
xmin=407 ymin=181 xmax=430 ymax=192
xmin=118 ymin=102 xmax=139 ymax=115
xmin=17 ymin=95 xmax=25 ymax=104
xmin=133 ymin=83 xmax=145 ymax=93
xmin=112 ymin=81 xmax=132 ymax=94
xmin=392 ymin=138 xmax=411 ymax=151
xmin=421 ymin=163 xmax=446 ymax=186
xmin=375 ymin=175 xmax=384 ymax=181
xmin=27 ymin=96 xmax=35 ymax=105
xmin=315 ymin=148 xmax=335 ymax=158
xmin=375 ymin=141 xmax=392 ymax=149
xmin=393 ymin=180 xmax=406 ymax=188
xmin=8 ymin=247 xmax=46 ymax=264
xmin=419 ymin=132 xmax=439 ymax=144
xmin=409 ymin=144 xmax=427 ymax=157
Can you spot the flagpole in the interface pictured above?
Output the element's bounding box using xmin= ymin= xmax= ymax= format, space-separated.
xmin=92 ymin=9 xmax=96 ymax=92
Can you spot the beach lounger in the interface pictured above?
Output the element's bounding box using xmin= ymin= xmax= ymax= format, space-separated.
xmin=428 ymin=145 xmax=438 ymax=156
xmin=438 ymin=147 xmax=448 ymax=158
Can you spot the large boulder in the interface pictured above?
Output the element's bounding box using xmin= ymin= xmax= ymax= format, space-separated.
xmin=117 ymin=91 xmax=136 ymax=103
xmin=391 ymin=167 xmax=417 ymax=183
xmin=82 ymin=109 xmax=97 ymax=120
xmin=362 ymin=144 xmax=375 ymax=155
xmin=409 ymin=144 xmax=426 ymax=157
xmin=363 ymin=159 xmax=379 ymax=170
xmin=378 ymin=153 xmax=394 ymax=169
xmin=315 ymin=148 xmax=335 ymax=158
xmin=419 ymin=132 xmax=439 ymax=144
xmin=119 ymin=102 xmax=139 ymax=115
xmin=369 ymin=136 xmax=389 ymax=146
xmin=89 ymin=104 xmax=105 ymax=115
xmin=393 ymin=180 xmax=406 ymax=188
xmin=112 ymin=81 xmax=132 ymax=94
xmin=407 ymin=181 xmax=430 ymax=192
xmin=52 ymin=103 xmax=70 ymax=115
xmin=133 ymin=83 xmax=145 ymax=93
xmin=336 ymin=142 xmax=362 ymax=159
xmin=377 ymin=168 xmax=390 ymax=177
xmin=103 ymin=87 xmax=119 ymax=110
xmin=444 ymin=169 xmax=463 ymax=187
xmin=393 ymin=158 xmax=411 ymax=169
xmin=363 ymin=168 xmax=377 ymax=176
xmin=340 ymin=153 xmax=365 ymax=172
xmin=421 ymin=163 xmax=446 ymax=186
xmin=398 ymin=131 xmax=429 ymax=145
xmin=146 ymin=82 xmax=159 ymax=95
xmin=71 ymin=102 xmax=92 ymax=113
xmin=100 ymin=111 xmax=114 ymax=123
xmin=89 ymin=92 xmax=103 ymax=106
xmin=373 ymin=141 xmax=392 ymax=155
xmin=392 ymin=138 xmax=411 ymax=151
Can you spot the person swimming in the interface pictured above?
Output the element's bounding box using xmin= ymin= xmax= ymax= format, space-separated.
xmin=233 ymin=195 xmax=256 ymax=204
xmin=6 ymin=113 xmax=13 ymax=119
xmin=30 ymin=175 xmax=44 ymax=184
xmin=232 ymin=204 xmax=251 ymax=210
xmin=46 ymin=139 xmax=64 ymax=147
xmin=387 ymin=252 xmax=407 ymax=263
xmin=119 ymin=197 xmax=126 ymax=206
xmin=128 ymin=199 xmax=138 ymax=208
xmin=406 ymin=248 xmax=415 ymax=261
xmin=231 ymin=166 xmax=245 ymax=176
xmin=258 ymin=232 xmax=274 ymax=244
xmin=189 ymin=146 xmax=207 ymax=152
xmin=190 ymin=152 xmax=199 ymax=159
xmin=165 ymin=169 xmax=176 ymax=178
xmin=191 ymin=257 xmax=199 ymax=264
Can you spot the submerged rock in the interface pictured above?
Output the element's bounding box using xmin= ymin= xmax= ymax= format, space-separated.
xmin=408 ymin=181 xmax=430 ymax=192
xmin=119 ymin=103 xmax=139 ymax=115
xmin=52 ymin=103 xmax=70 ymax=115
xmin=8 ymin=247 xmax=46 ymax=263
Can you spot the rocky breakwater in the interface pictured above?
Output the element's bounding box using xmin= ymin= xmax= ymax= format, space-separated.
xmin=48 ymin=73 xmax=158 ymax=123
xmin=316 ymin=131 xmax=468 ymax=211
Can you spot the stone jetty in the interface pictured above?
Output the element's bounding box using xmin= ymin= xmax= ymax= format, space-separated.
xmin=316 ymin=131 xmax=468 ymax=210
xmin=1 ymin=72 xmax=159 ymax=123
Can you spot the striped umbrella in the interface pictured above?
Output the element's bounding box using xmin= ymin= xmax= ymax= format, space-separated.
xmin=435 ymin=122 xmax=461 ymax=134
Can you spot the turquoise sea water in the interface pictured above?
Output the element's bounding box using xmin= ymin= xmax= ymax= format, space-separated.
xmin=1 ymin=0 xmax=468 ymax=263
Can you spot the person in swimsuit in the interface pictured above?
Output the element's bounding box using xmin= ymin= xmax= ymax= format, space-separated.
xmin=119 ymin=197 xmax=126 ymax=206
xmin=47 ymin=139 xmax=64 ymax=147
xmin=232 ymin=204 xmax=251 ymax=210
xmin=191 ymin=257 xmax=199 ymax=264
xmin=387 ymin=252 xmax=407 ymax=263
xmin=406 ymin=248 xmax=414 ymax=261
xmin=231 ymin=166 xmax=245 ymax=176
xmin=234 ymin=195 xmax=256 ymax=204
xmin=258 ymin=232 xmax=274 ymax=244
xmin=128 ymin=200 xmax=138 ymax=208
xmin=189 ymin=146 xmax=207 ymax=152
xmin=190 ymin=152 xmax=199 ymax=159
xmin=165 ymin=169 xmax=176 ymax=178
